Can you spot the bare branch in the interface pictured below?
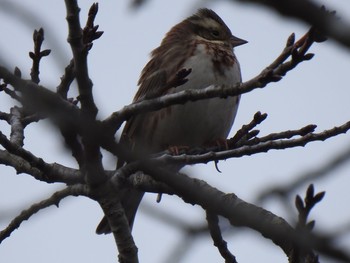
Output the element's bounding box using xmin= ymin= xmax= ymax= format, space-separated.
xmin=60 ymin=127 xmax=85 ymax=168
xmin=97 ymin=195 xmax=139 ymax=263
xmin=0 ymin=82 xmax=22 ymax=102
xmin=206 ymin=211 xmax=237 ymax=263
xmin=83 ymin=3 xmax=104 ymax=47
xmin=64 ymin=1 xmax=107 ymax=185
xmin=233 ymin=0 xmax=350 ymax=48
xmin=124 ymin=171 xmax=174 ymax=195
xmin=9 ymin=107 xmax=24 ymax=146
xmin=0 ymin=184 xmax=88 ymax=243
xmin=0 ymin=66 xmax=108 ymax=182
xmin=0 ymin=147 xmax=82 ymax=184
xmin=56 ymin=59 xmax=75 ymax=99
xmin=29 ymin=28 xmax=51 ymax=84
xmin=158 ymin=121 xmax=350 ymax=166
xmin=0 ymin=66 xmax=81 ymax=118
xmin=290 ymin=184 xmax=326 ymax=263
xmin=21 ymin=113 xmax=45 ymax=126
xmin=0 ymin=130 xmax=51 ymax=173
xmin=295 ymin=184 xmax=325 ymax=231
xmin=64 ymin=0 xmax=97 ymax=117
xmin=228 ymin=111 xmax=267 ymax=146
xmin=0 ymin=111 xmax=10 ymax=122
xmin=132 ymin=163 xmax=350 ymax=261
xmin=252 ymin=124 xmax=317 ymax=144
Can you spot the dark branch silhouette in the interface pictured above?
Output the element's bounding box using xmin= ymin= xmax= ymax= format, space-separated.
xmin=0 ymin=184 xmax=88 ymax=243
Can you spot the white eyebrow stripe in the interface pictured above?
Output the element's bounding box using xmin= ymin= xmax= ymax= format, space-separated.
xmin=191 ymin=17 xmax=220 ymax=29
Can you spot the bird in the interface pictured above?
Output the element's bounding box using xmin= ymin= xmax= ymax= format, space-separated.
xmin=96 ymin=8 xmax=247 ymax=234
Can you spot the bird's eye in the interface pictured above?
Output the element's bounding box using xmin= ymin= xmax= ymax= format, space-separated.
xmin=211 ymin=30 xmax=220 ymax=37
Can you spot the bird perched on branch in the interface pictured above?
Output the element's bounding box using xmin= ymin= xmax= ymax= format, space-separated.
xmin=96 ymin=8 xmax=247 ymax=234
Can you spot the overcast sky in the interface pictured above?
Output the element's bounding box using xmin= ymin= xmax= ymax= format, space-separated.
xmin=1 ymin=0 xmax=350 ymax=262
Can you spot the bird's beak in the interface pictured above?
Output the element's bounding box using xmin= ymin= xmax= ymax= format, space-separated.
xmin=230 ymin=35 xmax=248 ymax=47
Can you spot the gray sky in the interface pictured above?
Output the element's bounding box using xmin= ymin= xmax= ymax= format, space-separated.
xmin=1 ymin=0 xmax=350 ymax=262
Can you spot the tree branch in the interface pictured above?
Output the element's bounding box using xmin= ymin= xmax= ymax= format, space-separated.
xmin=0 ymin=65 xmax=107 ymax=183
xmin=56 ymin=59 xmax=75 ymax=99
xmin=234 ymin=0 xmax=350 ymax=48
xmin=64 ymin=0 xmax=97 ymax=117
xmin=98 ymin=196 xmax=139 ymax=263
xmin=64 ymin=1 xmax=106 ymax=185
xmin=290 ymin=185 xmax=325 ymax=263
xmin=124 ymin=171 xmax=174 ymax=195
xmin=157 ymin=121 xmax=350 ymax=166
xmin=0 ymin=82 xmax=22 ymax=102
xmin=0 ymin=130 xmax=54 ymax=176
xmin=29 ymin=28 xmax=51 ymax=84
xmin=9 ymin=106 xmax=24 ymax=146
xmin=0 ymin=66 xmax=81 ymax=119
xmin=93 ymin=174 xmax=139 ymax=263
xmin=206 ymin=211 xmax=237 ymax=263
xmin=0 ymin=149 xmax=82 ymax=184
xmin=135 ymin=164 xmax=350 ymax=262
xmin=0 ymin=111 xmax=10 ymax=123
xmin=0 ymin=184 xmax=88 ymax=243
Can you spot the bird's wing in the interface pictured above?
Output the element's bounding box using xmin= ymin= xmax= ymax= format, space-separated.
xmin=133 ymin=69 xmax=167 ymax=102
xmin=117 ymin=41 xmax=194 ymax=166
xmin=134 ymin=38 xmax=194 ymax=102
xmin=116 ymin=69 xmax=169 ymax=167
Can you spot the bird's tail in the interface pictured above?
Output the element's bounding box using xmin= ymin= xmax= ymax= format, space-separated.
xmin=95 ymin=189 xmax=145 ymax=234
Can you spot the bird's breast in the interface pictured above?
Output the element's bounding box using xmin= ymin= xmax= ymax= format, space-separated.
xmin=178 ymin=43 xmax=241 ymax=91
xmin=148 ymin=43 xmax=242 ymax=149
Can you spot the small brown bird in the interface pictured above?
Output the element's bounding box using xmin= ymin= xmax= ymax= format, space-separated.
xmin=96 ymin=8 xmax=247 ymax=234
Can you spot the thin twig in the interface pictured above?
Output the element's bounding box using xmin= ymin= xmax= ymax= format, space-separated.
xmin=0 ymin=184 xmax=88 ymax=243
xmin=228 ymin=111 xmax=267 ymax=146
xmin=0 ymin=83 xmax=22 ymax=102
xmin=83 ymin=3 xmax=104 ymax=47
xmin=0 ymin=130 xmax=50 ymax=172
xmin=290 ymin=184 xmax=325 ymax=263
xmin=56 ymin=59 xmax=75 ymax=99
xmin=153 ymin=121 xmax=350 ymax=166
xmin=206 ymin=211 xmax=237 ymax=263
xmin=29 ymin=28 xmax=51 ymax=84
xmin=254 ymin=124 xmax=317 ymax=143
